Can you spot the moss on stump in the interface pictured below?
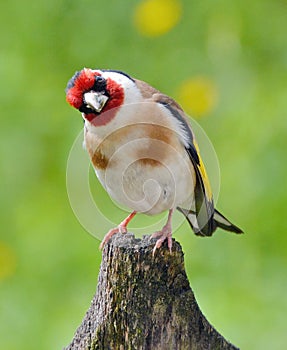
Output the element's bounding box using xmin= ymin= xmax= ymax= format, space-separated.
xmin=64 ymin=233 xmax=239 ymax=350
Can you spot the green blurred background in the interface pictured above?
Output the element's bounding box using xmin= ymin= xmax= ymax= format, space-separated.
xmin=1 ymin=0 xmax=286 ymax=349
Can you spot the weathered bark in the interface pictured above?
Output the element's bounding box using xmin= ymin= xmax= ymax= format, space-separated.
xmin=64 ymin=233 xmax=239 ymax=350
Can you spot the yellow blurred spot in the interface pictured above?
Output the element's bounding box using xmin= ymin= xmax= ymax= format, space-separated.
xmin=177 ymin=77 xmax=218 ymax=117
xmin=133 ymin=0 xmax=182 ymax=37
xmin=0 ymin=242 xmax=16 ymax=280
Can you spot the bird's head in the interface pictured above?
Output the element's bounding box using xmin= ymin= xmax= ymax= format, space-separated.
xmin=66 ymin=68 xmax=135 ymax=126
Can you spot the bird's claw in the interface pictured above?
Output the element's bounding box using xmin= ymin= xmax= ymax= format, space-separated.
xmin=100 ymin=211 xmax=136 ymax=250
xmin=99 ymin=224 xmax=127 ymax=250
xmin=151 ymin=226 xmax=173 ymax=256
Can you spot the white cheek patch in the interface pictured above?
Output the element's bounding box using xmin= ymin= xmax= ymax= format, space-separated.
xmin=101 ymin=71 xmax=142 ymax=105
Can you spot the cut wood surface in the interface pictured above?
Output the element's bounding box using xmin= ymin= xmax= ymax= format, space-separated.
xmin=64 ymin=233 xmax=239 ymax=350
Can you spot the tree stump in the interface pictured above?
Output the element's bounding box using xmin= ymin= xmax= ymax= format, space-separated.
xmin=64 ymin=233 xmax=239 ymax=350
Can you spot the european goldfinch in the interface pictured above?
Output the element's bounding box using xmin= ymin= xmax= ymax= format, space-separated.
xmin=66 ymin=68 xmax=243 ymax=253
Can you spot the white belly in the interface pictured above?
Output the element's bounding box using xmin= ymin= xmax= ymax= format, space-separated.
xmin=95 ymin=151 xmax=195 ymax=215
xmin=84 ymin=102 xmax=196 ymax=215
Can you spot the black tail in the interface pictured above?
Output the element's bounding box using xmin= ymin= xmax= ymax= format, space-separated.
xmin=177 ymin=207 xmax=243 ymax=237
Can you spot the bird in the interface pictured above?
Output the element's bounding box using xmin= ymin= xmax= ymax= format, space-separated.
xmin=66 ymin=68 xmax=243 ymax=253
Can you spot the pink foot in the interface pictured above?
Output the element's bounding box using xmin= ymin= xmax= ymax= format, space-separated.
xmin=151 ymin=209 xmax=174 ymax=255
xmin=99 ymin=211 xmax=136 ymax=250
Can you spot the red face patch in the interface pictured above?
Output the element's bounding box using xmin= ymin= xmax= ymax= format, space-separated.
xmin=66 ymin=69 xmax=125 ymax=127
xmin=66 ymin=69 xmax=101 ymax=109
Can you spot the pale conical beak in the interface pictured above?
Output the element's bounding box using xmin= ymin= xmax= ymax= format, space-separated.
xmin=83 ymin=91 xmax=109 ymax=113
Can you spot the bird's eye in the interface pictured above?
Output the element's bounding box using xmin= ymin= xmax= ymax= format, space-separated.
xmin=96 ymin=76 xmax=105 ymax=83
xmin=93 ymin=75 xmax=106 ymax=92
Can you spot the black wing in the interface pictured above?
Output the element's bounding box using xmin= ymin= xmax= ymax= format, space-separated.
xmin=159 ymin=102 xmax=215 ymax=236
